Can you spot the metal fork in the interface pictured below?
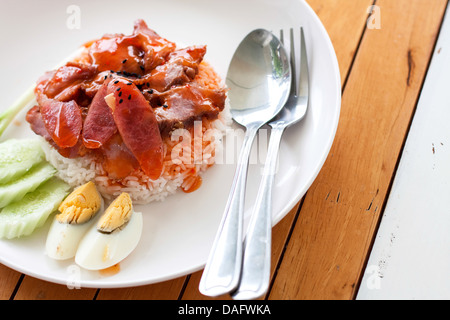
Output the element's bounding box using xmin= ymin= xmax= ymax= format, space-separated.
xmin=231 ymin=27 xmax=309 ymax=300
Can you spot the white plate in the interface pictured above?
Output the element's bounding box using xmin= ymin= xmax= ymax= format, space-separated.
xmin=0 ymin=0 xmax=340 ymax=288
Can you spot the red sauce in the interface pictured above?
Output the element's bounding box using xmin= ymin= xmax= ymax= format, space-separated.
xmin=99 ymin=263 xmax=121 ymax=277
xmin=26 ymin=19 xmax=226 ymax=183
xmin=182 ymin=175 xmax=203 ymax=193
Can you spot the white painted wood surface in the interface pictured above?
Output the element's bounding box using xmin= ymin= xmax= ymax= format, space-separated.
xmin=357 ymin=8 xmax=450 ymax=300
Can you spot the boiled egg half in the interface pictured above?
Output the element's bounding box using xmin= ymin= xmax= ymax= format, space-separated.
xmin=75 ymin=192 xmax=143 ymax=270
xmin=46 ymin=181 xmax=103 ymax=260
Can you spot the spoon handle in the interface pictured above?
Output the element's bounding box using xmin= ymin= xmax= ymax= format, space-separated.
xmin=232 ymin=123 xmax=285 ymax=300
xmin=199 ymin=125 xmax=259 ymax=297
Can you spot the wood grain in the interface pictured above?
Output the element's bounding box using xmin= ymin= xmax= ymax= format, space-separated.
xmin=268 ymin=0 xmax=447 ymax=300
xmin=13 ymin=276 xmax=97 ymax=300
xmin=96 ymin=277 xmax=186 ymax=300
xmin=0 ymin=264 xmax=21 ymax=300
xmin=306 ymin=0 xmax=375 ymax=83
xmin=358 ymin=10 xmax=450 ymax=298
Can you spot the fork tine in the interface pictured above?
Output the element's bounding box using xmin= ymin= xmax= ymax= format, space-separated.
xmin=298 ymin=27 xmax=309 ymax=99
xmin=289 ymin=28 xmax=297 ymax=96
xmin=280 ymin=28 xmax=304 ymax=97
xmin=280 ymin=28 xmax=296 ymax=96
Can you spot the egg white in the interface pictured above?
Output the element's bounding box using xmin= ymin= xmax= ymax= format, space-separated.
xmin=45 ymin=198 xmax=104 ymax=260
xmin=74 ymin=211 xmax=143 ymax=270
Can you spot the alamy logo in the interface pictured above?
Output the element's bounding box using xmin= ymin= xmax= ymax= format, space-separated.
xmin=66 ymin=264 xmax=81 ymax=289
xmin=367 ymin=5 xmax=381 ymax=30
xmin=66 ymin=5 xmax=81 ymax=30
xmin=365 ymin=265 xmax=381 ymax=290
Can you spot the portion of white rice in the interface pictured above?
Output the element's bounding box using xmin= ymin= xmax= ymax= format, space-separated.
xmin=39 ymin=104 xmax=232 ymax=204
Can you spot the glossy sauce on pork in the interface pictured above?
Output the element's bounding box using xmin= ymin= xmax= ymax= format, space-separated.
xmin=27 ymin=20 xmax=226 ymax=181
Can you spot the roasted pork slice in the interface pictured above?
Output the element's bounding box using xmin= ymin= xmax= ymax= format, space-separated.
xmin=105 ymin=79 xmax=164 ymax=180
xmin=33 ymin=61 xmax=97 ymax=147
xmin=39 ymin=99 xmax=83 ymax=149
xmin=26 ymin=105 xmax=52 ymax=141
xmin=88 ymin=19 xmax=176 ymax=75
xmin=145 ymin=46 xmax=207 ymax=92
xmin=37 ymin=62 xmax=97 ymax=101
xmin=88 ymin=35 xmax=146 ymax=75
xmin=133 ymin=19 xmax=177 ymax=71
xmin=150 ymin=84 xmax=226 ymax=136
xmin=82 ymin=81 xmax=117 ymax=149
xmin=26 ymin=106 xmax=85 ymax=158
xmin=99 ymin=133 xmax=140 ymax=180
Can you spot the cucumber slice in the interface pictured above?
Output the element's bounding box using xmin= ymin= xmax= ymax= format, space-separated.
xmin=0 ymin=162 xmax=56 ymax=208
xmin=0 ymin=178 xmax=70 ymax=239
xmin=0 ymin=139 xmax=45 ymax=184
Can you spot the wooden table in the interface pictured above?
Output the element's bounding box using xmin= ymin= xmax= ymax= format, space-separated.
xmin=1 ymin=0 xmax=448 ymax=300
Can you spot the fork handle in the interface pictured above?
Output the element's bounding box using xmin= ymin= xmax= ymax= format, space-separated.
xmin=232 ymin=122 xmax=286 ymax=300
xmin=199 ymin=124 xmax=259 ymax=297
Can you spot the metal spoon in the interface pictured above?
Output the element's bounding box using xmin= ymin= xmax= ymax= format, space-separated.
xmin=199 ymin=29 xmax=291 ymax=297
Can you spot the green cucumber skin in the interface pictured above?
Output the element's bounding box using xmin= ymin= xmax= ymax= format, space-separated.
xmin=0 ymin=139 xmax=45 ymax=184
xmin=0 ymin=178 xmax=70 ymax=239
xmin=0 ymin=162 xmax=56 ymax=208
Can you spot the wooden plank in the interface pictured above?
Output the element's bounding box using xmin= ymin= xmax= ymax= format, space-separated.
xmin=358 ymin=5 xmax=450 ymax=300
xmin=0 ymin=265 xmax=21 ymax=300
xmin=96 ymin=277 xmax=186 ymax=300
xmin=13 ymin=277 xmax=97 ymax=300
xmin=306 ymin=0 xmax=375 ymax=83
xmin=268 ymin=0 xmax=447 ymax=300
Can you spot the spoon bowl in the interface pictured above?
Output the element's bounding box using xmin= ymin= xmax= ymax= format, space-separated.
xmin=199 ymin=29 xmax=291 ymax=297
xmin=227 ymin=29 xmax=291 ymax=126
